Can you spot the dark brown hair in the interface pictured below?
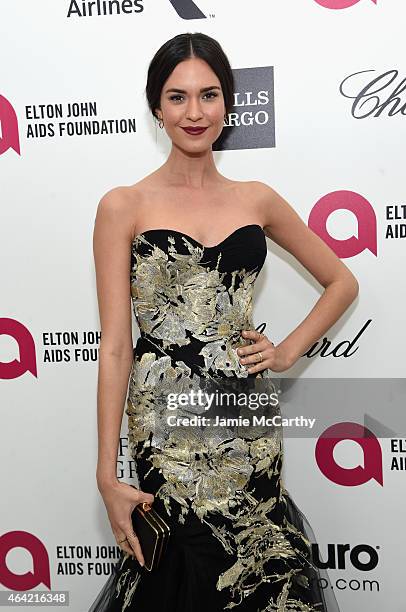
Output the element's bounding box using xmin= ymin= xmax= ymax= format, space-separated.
xmin=145 ymin=32 xmax=235 ymax=120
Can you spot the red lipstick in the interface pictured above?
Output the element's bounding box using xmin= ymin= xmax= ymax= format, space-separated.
xmin=181 ymin=127 xmax=208 ymax=135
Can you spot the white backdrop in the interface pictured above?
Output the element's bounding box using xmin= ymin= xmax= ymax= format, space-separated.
xmin=1 ymin=0 xmax=405 ymax=610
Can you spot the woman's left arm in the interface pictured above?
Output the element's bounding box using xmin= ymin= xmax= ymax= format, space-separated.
xmin=239 ymin=182 xmax=359 ymax=373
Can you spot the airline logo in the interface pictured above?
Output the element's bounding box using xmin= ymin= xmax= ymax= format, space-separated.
xmin=168 ymin=0 xmax=206 ymax=19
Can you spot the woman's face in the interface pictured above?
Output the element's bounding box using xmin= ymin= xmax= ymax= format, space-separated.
xmin=156 ymin=57 xmax=226 ymax=150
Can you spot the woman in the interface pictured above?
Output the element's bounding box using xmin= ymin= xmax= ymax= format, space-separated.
xmin=89 ymin=32 xmax=356 ymax=611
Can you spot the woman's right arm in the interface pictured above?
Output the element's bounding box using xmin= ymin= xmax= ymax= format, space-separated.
xmin=93 ymin=187 xmax=154 ymax=565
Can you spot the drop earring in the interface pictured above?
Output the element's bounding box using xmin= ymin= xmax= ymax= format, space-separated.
xmin=155 ymin=115 xmax=163 ymax=144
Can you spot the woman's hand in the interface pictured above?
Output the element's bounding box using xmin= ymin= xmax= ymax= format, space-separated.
xmin=98 ymin=480 xmax=154 ymax=566
xmin=237 ymin=327 xmax=293 ymax=373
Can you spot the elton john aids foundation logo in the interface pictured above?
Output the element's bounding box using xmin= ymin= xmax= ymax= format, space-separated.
xmin=308 ymin=190 xmax=377 ymax=258
xmin=315 ymin=422 xmax=383 ymax=486
xmin=0 ymin=95 xmax=20 ymax=156
xmin=314 ymin=0 xmax=376 ymax=8
xmin=0 ymin=318 xmax=37 ymax=379
xmin=0 ymin=531 xmax=51 ymax=591
xmin=168 ymin=0 xmax=206 ymax=19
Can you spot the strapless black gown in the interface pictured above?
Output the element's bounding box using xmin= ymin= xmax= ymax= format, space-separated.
xmin=88 ymin=224 xmax=341 ymax=612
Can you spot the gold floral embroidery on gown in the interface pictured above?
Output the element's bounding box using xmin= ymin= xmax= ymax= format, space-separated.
xmin=88 ymin=225 xmax=341 ymax=612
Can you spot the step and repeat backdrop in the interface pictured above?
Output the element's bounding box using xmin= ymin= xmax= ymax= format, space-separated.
xmin=1 ymin=1 xmax=405 ymax=610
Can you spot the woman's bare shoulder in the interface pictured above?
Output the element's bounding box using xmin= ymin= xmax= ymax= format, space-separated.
xmin=95 ymin=175 xmax=161 ymax=240
xmin=241 ymin=180 xmax=278 ymax=196
xmin=94 ymin=187 xmax=136 ymax=241
xmin=96 ymin=173 xmax=161 ymax=218
xmin=241 ymin=180 xmax=290 ymax=212
xmin=228 ymin=179 xmax=277 ymax=199
xmin=226 ymin=180 xmax=279 ymax=219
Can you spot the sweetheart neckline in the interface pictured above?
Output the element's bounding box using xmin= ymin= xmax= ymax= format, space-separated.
xmin=132 ymin=223 xmax=265 ymax=250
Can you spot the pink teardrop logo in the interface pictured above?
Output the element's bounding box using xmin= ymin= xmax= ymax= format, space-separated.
xmin=314 ymin=0 xmax=377 ymax=8
xmin=0 ymin=95 xmax=20 ymax=156
xmin=308 ymin=190 xmax=377 ymax=259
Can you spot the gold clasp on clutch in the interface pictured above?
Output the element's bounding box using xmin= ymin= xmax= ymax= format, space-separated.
xmin=142 ymin=502 xmax=152 ymax=511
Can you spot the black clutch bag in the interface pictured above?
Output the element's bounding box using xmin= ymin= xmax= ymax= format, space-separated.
xmin=130 ymin=492 xmax=170 ymax=572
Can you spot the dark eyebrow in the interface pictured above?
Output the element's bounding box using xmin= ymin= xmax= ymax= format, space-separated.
xmin=164 ymin=86 xmax=221 ymax=94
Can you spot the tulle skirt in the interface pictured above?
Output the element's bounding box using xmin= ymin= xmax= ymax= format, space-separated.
xmin=88 ymin=425 xmax=341 ymax=611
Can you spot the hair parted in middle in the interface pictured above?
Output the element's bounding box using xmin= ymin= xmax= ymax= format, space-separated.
xmin=145 ymin=32 xmax=235 ymax=121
